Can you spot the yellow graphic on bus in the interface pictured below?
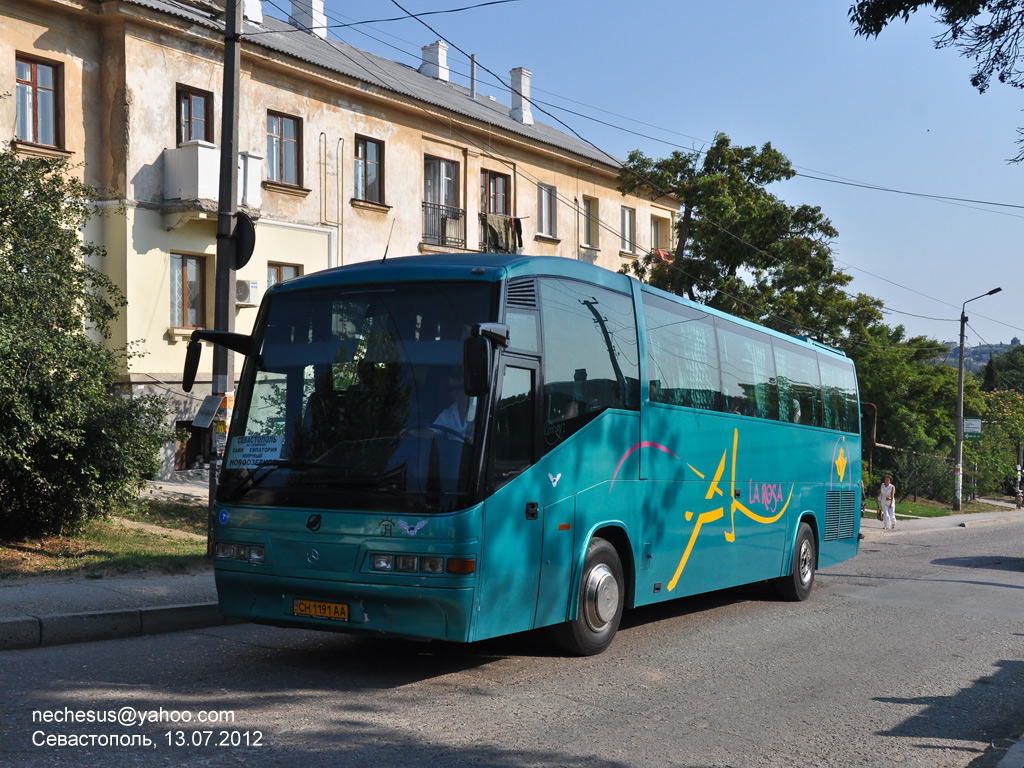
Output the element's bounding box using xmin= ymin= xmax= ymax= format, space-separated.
xmin=835 ymin=445 xmax=847 ymax=483
xmin=668 ymin=429 xmax=792 ymax=592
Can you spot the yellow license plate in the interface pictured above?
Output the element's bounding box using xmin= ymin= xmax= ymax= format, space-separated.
xmin=292 ymin=598 xmax=349 ymax=621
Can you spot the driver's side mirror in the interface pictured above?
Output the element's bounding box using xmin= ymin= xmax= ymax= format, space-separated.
xmin=463 ymin=322 xmax=509 ymax=397
xmin=464 ymin=336 xmax=491 ymax=397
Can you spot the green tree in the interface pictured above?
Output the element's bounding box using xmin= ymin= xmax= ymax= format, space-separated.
xmin=616 ymin=133 xmax=883 ymax=343
xmin=849 ymin=0 xmax=1024 ymax=158
xmin=972 ymin=389 xmax=1024 ymax=495
xmin=0 ymin=150 xmax=168 ymax=538
xmin=980 ymin=343 xmax=1024 ymax=392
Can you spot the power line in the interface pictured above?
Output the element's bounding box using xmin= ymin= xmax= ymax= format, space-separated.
xmin=245 ymin=0 xmax=523 ymax=36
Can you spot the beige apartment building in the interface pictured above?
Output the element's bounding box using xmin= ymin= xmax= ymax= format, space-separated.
xmin=3 ymin=0 xmax=679 ymax=477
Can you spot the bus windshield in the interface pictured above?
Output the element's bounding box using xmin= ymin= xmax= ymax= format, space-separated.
xmin=220 ymin=281 xmax=497 ymax=513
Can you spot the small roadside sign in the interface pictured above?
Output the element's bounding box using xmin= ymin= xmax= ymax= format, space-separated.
xmin=192 ymin=395 xmax=225 ymax=429
xmin=964 ymin=418 xmax=982 ymax=441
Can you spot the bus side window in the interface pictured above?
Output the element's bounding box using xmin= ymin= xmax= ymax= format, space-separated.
xmin=492 ymin=365 xmax=535 ymax=485
xmin=819 ymin=356 xmax=858 ymax=432
xmin=774 ymin=340 xmax=822 ymax=427
xmin=537 ymin=278 xmax=639 ymax=454
xmin=642 ymin=292 xmax=720 ymax=410
xmin=716 ymin=320 xmax=778 ymax=420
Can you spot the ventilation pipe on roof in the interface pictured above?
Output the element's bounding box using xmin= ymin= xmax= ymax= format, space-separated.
xmin=420 ymin=40 xmax=450 ymax=82
xmin=243 ymin=0 xmax=262 ymax=24
xmin=291 ymin=0 xmax=326 ymax=38
xmin=510 ymin=67 xmax=533 ymax=125
xmin=470 ymin=54 xmax=477 ymax=99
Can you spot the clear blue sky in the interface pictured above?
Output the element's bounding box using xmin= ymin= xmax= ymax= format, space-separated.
xmin=263 ymin=0 xmax=1023 ymax=349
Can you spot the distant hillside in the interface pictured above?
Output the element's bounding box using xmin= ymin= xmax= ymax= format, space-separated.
xmin=936 ymin=337 xmax=1021 ymax=374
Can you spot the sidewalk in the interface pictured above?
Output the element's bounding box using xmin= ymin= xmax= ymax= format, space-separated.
xmin=0 ymin=476 xmax=226 ymax=651
xmin=859 ymin=497 xmax=1024 ymax=541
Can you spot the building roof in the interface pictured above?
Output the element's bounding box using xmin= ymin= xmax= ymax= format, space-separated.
xmin=114 ymin=0 xmax=622 ymax=169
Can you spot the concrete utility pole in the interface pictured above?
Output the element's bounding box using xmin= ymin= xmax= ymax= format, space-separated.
xmin=214 ymin=0 xmax=241 ymax=402
xmin=954 ymin=287 xmax=1001 ymax=511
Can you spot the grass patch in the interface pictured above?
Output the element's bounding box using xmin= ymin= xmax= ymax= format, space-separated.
xmin=121 ymin=497 xmax=209 ymax=536
xmin=867 ymin=497 xmax=1008 ymax=518
xmin=0 ymin=496 xmax=210 ymax=579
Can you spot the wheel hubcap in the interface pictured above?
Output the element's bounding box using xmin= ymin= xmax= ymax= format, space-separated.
xmin=583 ymin=563 xmax=619 ymax=632
xmin=798 ymin=540 xmax=813 ymax=585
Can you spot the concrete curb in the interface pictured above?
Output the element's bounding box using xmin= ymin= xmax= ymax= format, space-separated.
xmin=997 ymin=734 xmax=1024 ymax=768
xmin=0 ymin=603 xmax=234 ymax=651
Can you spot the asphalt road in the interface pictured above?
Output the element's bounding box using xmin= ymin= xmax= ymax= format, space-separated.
xmin=1 ymin=521 xmax=1022 ymax=768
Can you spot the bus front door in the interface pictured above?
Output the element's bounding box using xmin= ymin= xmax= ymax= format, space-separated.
xmin=475 ymin=360 xmax=543 ymax=640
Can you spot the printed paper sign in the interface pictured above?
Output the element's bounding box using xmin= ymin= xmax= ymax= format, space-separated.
xmin=225 ymin=435 xmax=284 ymax=469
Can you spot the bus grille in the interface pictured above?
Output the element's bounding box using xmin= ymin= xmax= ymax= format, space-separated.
xmin=824 ymin=490 xmax=857 ymax=541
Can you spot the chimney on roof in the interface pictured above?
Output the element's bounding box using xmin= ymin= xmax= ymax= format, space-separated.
xmin=243 ymin=0 xmax=262 ymax=23
xmin=420 ymin=40 xmax=450 ymax=82
xmin=510 ymin=67 xmax=533 ymax=125
xmin=291 ymin=0 xmax=326 ymax=38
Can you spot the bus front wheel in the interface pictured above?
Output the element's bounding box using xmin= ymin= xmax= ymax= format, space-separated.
xmin=554 ymin=537 xmax=624 ymax=656
xmin=775 ymin=521 xmax=816 ymax=601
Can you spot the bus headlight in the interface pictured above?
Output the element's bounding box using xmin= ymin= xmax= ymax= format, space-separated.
xmin=420 ymin=556 xmax=444 ymax=574
xmin=371 ymin=553 xmax=394 ymax=571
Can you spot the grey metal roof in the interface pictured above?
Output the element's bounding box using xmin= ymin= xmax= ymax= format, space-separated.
xmin=114 ymin=0 xmax=621 ymax=168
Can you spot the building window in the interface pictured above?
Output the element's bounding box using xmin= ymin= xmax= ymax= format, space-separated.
xmin=481 ymin=169 xmax=511 ymax=215
xmin=354 ymin=136 xmax=384 ymax=204
xmin=170 ymin=254 xmax=206 ymax=328
xmin=177 ymin=87 xmax=212 ymax=144
xmin=582 ymin=196 xmax=598 ymax=248
xmin=620 ymin=206 xmax=636 ymax=253
xmin=267 ymin=112 xmax=301 ymax=186
xmin=423 ymin=156 xmax=465 ymax=248
xmin=268 ymin=263 xmax=300 ymax=288
xmin=424 ymin=156 xmax=459 ymax=207
xmin=15 ymin=56 xmax=59 ymax=147
xmin=537 ymin=184 xmax=557 ymax=238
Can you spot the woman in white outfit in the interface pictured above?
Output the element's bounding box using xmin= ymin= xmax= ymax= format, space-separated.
xmin=878 ymin=475 xmax=896 ymax=531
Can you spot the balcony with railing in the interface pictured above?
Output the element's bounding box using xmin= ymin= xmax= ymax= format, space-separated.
xmin=421 ymin=201 xmax=466 ymax=249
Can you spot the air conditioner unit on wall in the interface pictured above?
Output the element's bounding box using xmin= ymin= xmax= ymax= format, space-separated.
xmin=235 ymin=279 xmax=260 ymax=307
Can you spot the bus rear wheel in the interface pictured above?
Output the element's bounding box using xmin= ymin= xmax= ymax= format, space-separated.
xmin=554 ymin=537 xmax=624 ymax=656
xmin=775 ymin=521 xmax=816 ymax=601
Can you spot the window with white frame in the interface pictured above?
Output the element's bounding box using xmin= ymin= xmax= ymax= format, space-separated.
xmin=620 ymin=206 xmax=636 ymax=253
xmin=16 ymin=56 xmax=59 ymax=147
xmin=652 ymin=214 xmax=675 ymax=252
xmin=537 ymin=184 xmax=557 ymax=238
xmin=582 ymin=196 xmax=598 ymax=248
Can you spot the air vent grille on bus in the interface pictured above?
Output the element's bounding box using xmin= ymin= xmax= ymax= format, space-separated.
xmin=824 ymin=490 xmax=857 ymax=541
xmin=507 ymin=278 xmax=537 ymax=308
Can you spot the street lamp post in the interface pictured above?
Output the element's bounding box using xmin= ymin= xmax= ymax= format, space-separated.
xmin=954 ymin=287 xmax=1002 ymax=511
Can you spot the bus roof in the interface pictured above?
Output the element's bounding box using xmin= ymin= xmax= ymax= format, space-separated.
xmin=266 ymin=253 xmax=633 ymax=294
xmin=267 ymin=253 xmax=848 ymax=361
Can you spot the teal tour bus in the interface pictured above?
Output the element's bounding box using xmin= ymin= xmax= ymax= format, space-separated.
xmin=183 ymin=254 xmax=861 ymax=655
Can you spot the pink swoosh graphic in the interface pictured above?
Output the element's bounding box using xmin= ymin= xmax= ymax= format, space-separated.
xmin=610 ymin=442 xmax=679 ymax=492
